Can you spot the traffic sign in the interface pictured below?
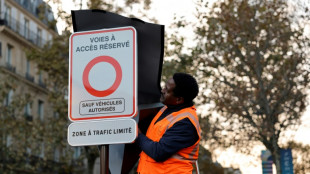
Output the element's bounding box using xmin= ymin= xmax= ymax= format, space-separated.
xmin=69 ymin=27 xmax=137 ymax=121
xmin=68 ymin=118 xmax=137 ymax=146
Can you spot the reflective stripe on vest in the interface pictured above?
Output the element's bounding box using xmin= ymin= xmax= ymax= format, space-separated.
xmin=171 ymin=143 xmax=199 ymax=162
xmin=165 ymin=112 xmax=201 ymax=162
xmin=159 ymin=106 xmax=167 ymax=113
xmin=166 ymin=112 xmax=201 ymax=133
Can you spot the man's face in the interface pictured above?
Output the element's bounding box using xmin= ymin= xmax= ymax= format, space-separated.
xmin=160 ymin=78 xmax=178 ymax=105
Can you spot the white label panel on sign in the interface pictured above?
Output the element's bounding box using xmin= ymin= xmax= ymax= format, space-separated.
xmin=79 ymin=98 xmax=125 ymax=115
xmin=67 ymin=119 xmax=137 ymax=146
xmin=69 ymin=27 xmax=137 ymax=121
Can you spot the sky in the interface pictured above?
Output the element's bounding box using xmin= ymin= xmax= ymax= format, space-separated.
xmin=49 ymin=0 xmax=310 ymax=174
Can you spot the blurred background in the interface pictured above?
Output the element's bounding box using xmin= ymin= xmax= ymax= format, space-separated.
xmin=0 ymin=0 xmax=309 ymax=173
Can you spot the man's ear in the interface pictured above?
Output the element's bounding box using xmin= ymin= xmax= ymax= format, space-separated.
xmin=176 ymin=97 xmax=184 ymax=105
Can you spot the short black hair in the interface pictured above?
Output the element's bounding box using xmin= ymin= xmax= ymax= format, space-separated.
xmin=172 ymin=73 xmax=199 ymax=103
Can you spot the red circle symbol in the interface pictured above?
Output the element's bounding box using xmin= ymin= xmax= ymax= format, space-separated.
xmin=83 ymin=56 xmax=122 ymax=97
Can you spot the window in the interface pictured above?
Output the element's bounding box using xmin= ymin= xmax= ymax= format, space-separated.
xmin=36 ymin=28 xmax=42 ymax=46
xmin=21 ymin=0 xmax=26 ymax=6
xmin=40 ymin=142 xmax=44 ymax=158
xmin=24 ymin=18 xmax=29 ymax=39
xmin=25 ymin=59 xmax=34 ymax=82
xmin=24 ymin=102 xmax=33 ymax=121
xmin=6 ymin=135 xmax=12 ymax=147
xmin=30 ymin=0 xmax=35 ymax=13
xmin=54 ymin=148 xmax=60 ymax=162
xmin=73 ymin=147 xmax=81 ymax=159
xmin=5 ymin=90 xmax=13 ymax=106
xmin=26 ymin=147 xmax=31 ymax=154
xmin=53 ymin=112 xmax=59 ymax=119
xmin=24 ymin=102 xmax=32 ymax=116
xmin=38 ymin=71 xmax=43 ymax=83
xmin=38 ymin=100 xmax=44 ymax=121
xmin=6 ymin=45 xmax=15 ymax=72
xmin=4 ymin=4 xmax=11 ymax=26
xmin=38 ymin=71 xmax=46 ymax=88
xmin=26 ymin=59 xmax=30 ymax=74
xmin=26 ymin=147 xmax=32 ymax=165
xmin=64 ymin=88 xmax=68 ymax=100
xmin=6 ymin=44 xmax=13 ymax=65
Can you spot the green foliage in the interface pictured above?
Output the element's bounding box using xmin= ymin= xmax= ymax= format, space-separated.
xmin=23 ymin=30 xmax=79 ymax=173
xmin=163 ymin=18 xmax=198 ymax=81
xmin=0 ymin=70 xmax=78 ymax=173
xmin=27 ymin=30 xmax=70 ymax=115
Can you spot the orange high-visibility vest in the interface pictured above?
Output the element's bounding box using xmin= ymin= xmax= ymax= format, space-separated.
xmin=137 ymin=106 xmax=201 ymax=174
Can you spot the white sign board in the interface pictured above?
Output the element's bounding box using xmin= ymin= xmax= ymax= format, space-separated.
xmin=69 ymin=27 xmax=137 ymax=121
xmin=68 ymin=119 xmax=137 ymax=146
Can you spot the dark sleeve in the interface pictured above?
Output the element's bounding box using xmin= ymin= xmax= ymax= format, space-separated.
xmin=136 ymin=118 xmax=199 ymax=162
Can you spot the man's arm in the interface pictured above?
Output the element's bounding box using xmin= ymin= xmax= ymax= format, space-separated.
xmin=136 ymin=118 xmax=199 ymax=162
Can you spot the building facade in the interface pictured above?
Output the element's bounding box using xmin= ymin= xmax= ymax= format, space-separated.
xmin=0 ymin=0 xmax=80 ymax=173
xmin=0 ymin=0 xmax=55 ymax=121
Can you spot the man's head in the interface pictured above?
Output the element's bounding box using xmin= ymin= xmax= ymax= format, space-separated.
xmin=160 ymin=73 xmax=199 ymax=106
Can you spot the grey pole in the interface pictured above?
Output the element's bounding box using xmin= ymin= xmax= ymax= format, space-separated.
xmin=100 ymin=145 xmax=109 ymax=174
xmin=195 ymin=160 xmax=200 ymax=174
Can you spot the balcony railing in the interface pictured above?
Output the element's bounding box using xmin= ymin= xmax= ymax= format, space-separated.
xmin=38 ymin=80 xmax=46 ymax=89
xmin=1 ymin=64 xmax=47 ymax=90
xmin=24 ymin=113 xmax=33 ymax=121
xmin=25 ymin=73 xmax=35 ymax=82
xmin=0 ymin=13 xmax=47 ymax=48
xmin=5 ymin=63 xmax=16 ymax=73
xmin=13 ymin=0 xmax=56 ymax=28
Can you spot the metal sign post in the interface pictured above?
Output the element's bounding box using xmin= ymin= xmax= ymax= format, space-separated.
xmin=100 ymin=145 xmax=109 ymax=174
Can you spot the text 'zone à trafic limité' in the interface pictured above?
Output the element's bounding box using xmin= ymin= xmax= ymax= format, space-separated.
xmin=72 ymin=127 xmax=133 ymax=137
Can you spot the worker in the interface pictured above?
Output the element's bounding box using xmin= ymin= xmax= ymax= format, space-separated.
xmin=136 ymin=72 xmax=201 ymax=174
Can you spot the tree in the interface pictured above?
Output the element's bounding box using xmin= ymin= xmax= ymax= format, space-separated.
xmin=0 ymin=67 xmax=76 ymax=173
xmin=0 ymin=73 xmax=26 ymax=173
xmin=166 ymin=0 xmax=310 ymax=173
